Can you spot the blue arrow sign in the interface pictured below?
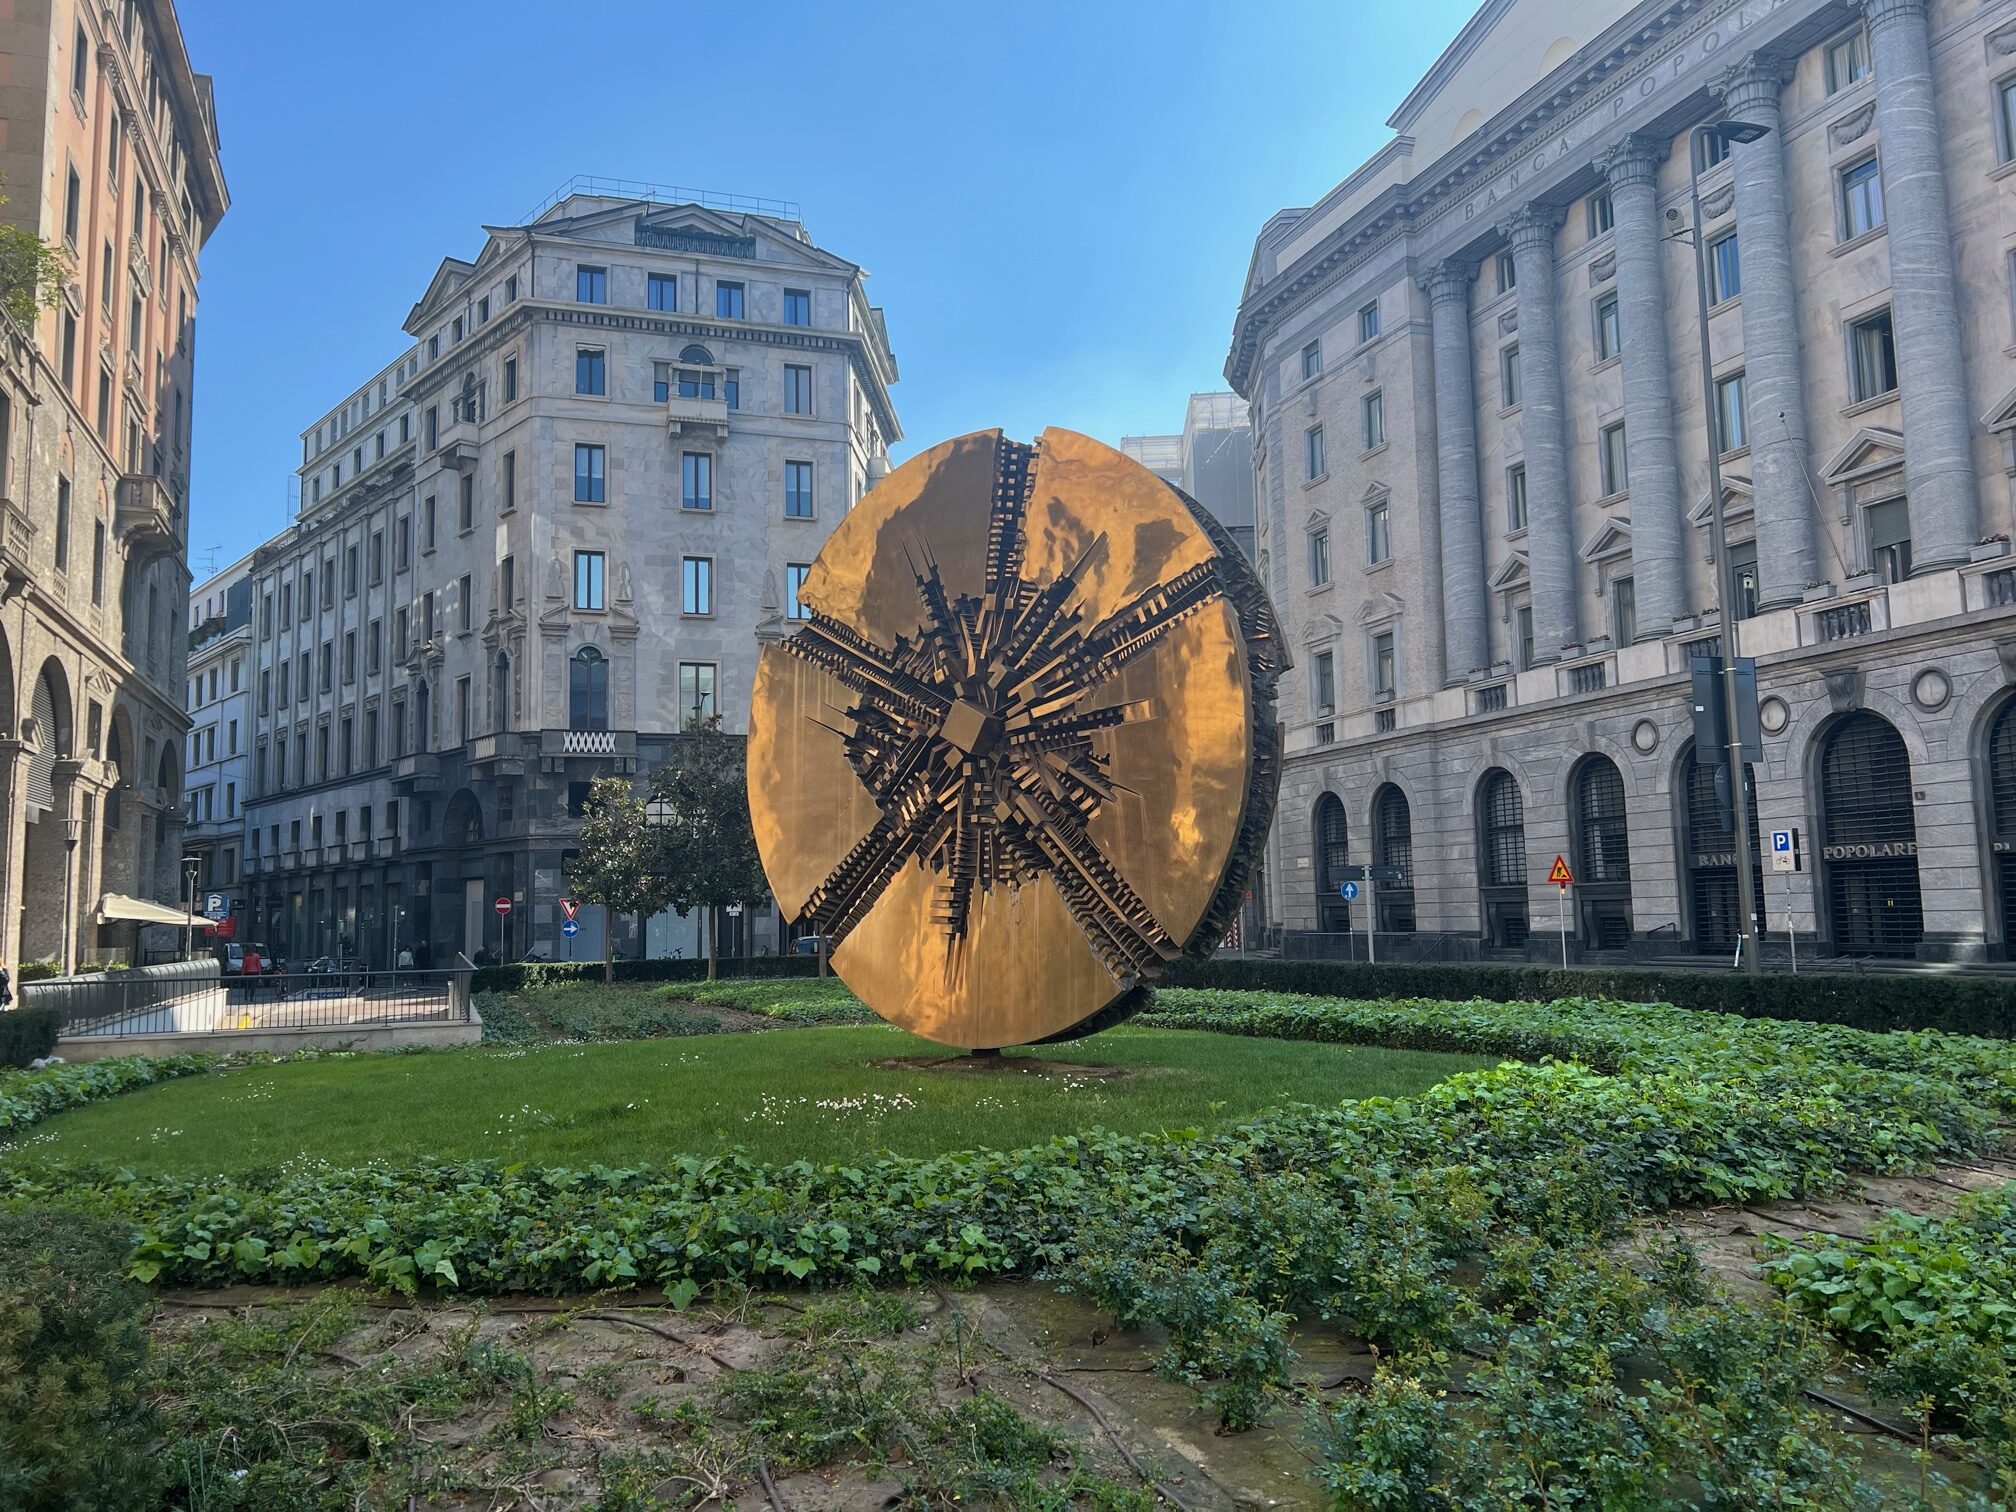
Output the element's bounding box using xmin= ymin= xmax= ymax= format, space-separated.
xmin=1339 ymin=881 xmax=1360 ymax=901
xmin=560 ymin=919 xmax=581 ymax=937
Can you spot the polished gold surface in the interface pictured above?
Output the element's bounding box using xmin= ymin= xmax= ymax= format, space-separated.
xmin=747 ymin=427 xmax=1283 ymax=1048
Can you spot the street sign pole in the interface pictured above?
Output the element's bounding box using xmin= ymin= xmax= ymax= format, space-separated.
xmin=1366 ymin=878 xmax=1376 ymax=965
xmin=1558 ymin=885 xmax=1568 ymax=969
xmin=1546 ymin=856 xmax=1574 ymax=968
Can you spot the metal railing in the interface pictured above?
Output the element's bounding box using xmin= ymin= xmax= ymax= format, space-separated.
xmin=27 ymin=961 xmax=469 ymax=1039
xmin=1816 ymin=600 xmax=1873 ymax=641
xmin=518 ymin=175 xmax=801 ymax=226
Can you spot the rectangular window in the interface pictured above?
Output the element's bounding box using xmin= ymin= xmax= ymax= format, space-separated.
xmin=786 ymin=563 xmax=812 ymax=620
xmin=395 ymin=516 xmax=411 ymax=571
xmin=1868 ymin=496 xmax=1912 ymax=584
xmin=1827 ymin=29 xmax=1870 ymax=93
xmin=576 ymin=264 xmax=607 ymax=304
xmin=1500 ymin=343 xmax=1521 ymax=407
xmin=458 ymin=574 xmax=473 ymax=631
xmin=574 ymin=443 xmax=606 ymax=503
xmin=1600 ymin=421 xmax=1629 ymax=495
xmin=1372 ymin=631 xmax=1396 ymax=698
xmin=1357 ymin=301 xmax=1379 ymax=343
xmin=1708 ymin=230 xmax=1741 ymax=303
xmin=277 ymin=662 xmax=289 ymax=706
xmin=1517 ymin=604 xmax=1535 ymax=670
xmin=682 ymin=556 xmax=713 ymax=615
xmin=502 ymin=450 xmax=516 ymax=512
xmin=455 ymin=473 xmax=473 ymax=532
xmin=725 ymin=369 xmax=740 ymax=409
xmin=63 ymin=166 xmax=80 ymax=244
xmin=503 ymin=357 xmax=518 ymax=402
xmin=342 ymin=631 xmax=356 ymax=684
xmin=679 ymin=662 xmax=717 ymax=722
xmin=1301 ymin=340 xmax=1321 ymax=380
xmin=1308 ymin=528 xmax=1331 ymax=587
xmin=344 ymin=544 xmax=358 ymax=597
xmin=1715 ymin=370 xmax=1747 ymax=453
xmin=1727 ymin=539 xmax=1761 ymax=617
xmin=91 ymin=522 xmax=104 ymax=603
xmin=1305 ymin=425 xmax=1325 ymax=480
xmin=53 ymin=476 xmax=70 ymax=570
xmin=1496 ymin=250 xmax=1517 ymax=294
xmin=1698 ymin=129 xmax=1729 ymax=170
xmin=1849 ymin=309 xmax=1898 ymax=402
xmin=281 ymin=582 xmax=293 ymax=623
xmin=421 ymin=496 xmax=436 ymax=551
xmin=259 ymin=669 xmax=271 ymax=715
xmin=784 ymin=459 xmax=814 ymax=518
xmin=647 ymin=272 xmax=677 ymax=311
xmin=653 ymin=361 xmax=672 ymax=402
xmin=60 ymin=311 xmax=76 ymax=387
xmin=1587 ymin=188 xmax=1614 ymax=236
xmin=505 ymin=274 xmax=519 ymax=301
xmin=784 ymin=364 xmax=813 ymax=415
xmin=422 ymin=593 xmax=435 ymax=639
xmin=367 ymin=618 xmax=382 ymax=674
xmin=451 ymin=315 xmax=463 ymax=344
xmin=395 ymin=607 xmax=409 ymax=660
xmin=783 ymin=288 xmax=811 ymax=326
xmin=96 ymin=371 xmax=111 ymax=434
xmin=1999 ymin=76 xmax=2016 ymax=165
xmin=1507 ymin=463 xmax=1528 ymax=532
xmin=575 ymin=346 xmax=606 ymax=395
xmin=1361 ymin=390 xmax=1385 ymax=450
xmin=500 ymin=555 xmax=515 ymax=609
xmin=715 ymin=281 xmax=744 ymax=318
xmin=682 ymin=451 xmax=713 ymax=512
xmin=1840 ymin=156 xmax=1884 ymax=240
xmin=574 ymin=550 xmax=606 ymax=610
xmin=318 ymin=641 xmax=332 ymax=693
xmin=424 ymin=405 xmax=437 ymax=450
xmin=1612 ymin=575 xmax=1637 ymax=645
xmin=1367 ymin=502 xmax=1391 ymax=565
xmin=1312 ymin=649 xmax=1335 ymax=714
xmin=456 ymin=676 xmax=471 ymax=746
xmin=72 ymin=22 xmax=87 ymax=96
xmin=1595 ymin=293 xmax=1621 ymax=361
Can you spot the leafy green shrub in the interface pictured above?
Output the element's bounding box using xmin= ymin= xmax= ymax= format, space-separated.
xmin=535 ymin=983 xmax=724 ymax=1041
xmin=682 ymin=977 xmax=877 ymax=1024
xmin=14 ymin=960 xmax=60 ymax=984
xmin=0 ymin=1211 xmax=160 ymax=1510
xmin=0 ymin=1054 xmax=213 ymax=1136
xmin=472 ymin=988 xmax=542 ymax=1045
xmin=0 ymin=1007 xmax=60 ymax=1069
xmin=1165 ymin=956 xmax=2016 ymax=1038
xmin=469 ymin=954 xmax=818 ymax=994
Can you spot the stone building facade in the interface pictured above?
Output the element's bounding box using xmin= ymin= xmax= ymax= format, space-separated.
xmin=1228 ymin=0 xmax=2016 ymax=961
xmin=182 ymin=551 xmax=251 ymax=915
xmin=240 ymin=188 xmax=899 ymax=968
xmin=0 ymin=0 xmax=226 ymax=970
xmin=1121 ymin=392 xmax=1258 ymax=558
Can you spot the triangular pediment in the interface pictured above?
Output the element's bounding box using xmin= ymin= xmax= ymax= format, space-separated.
xmin=1690 ymin=474 xmax=1753 ymax=526
xmin=1581 ymin=515 xmax=1632 ymax=562
xmin=1362 ymin=480 xmax=1391 ymax=505
xmin=1488 ymin=551 xmax=1529 ymax=591
xmin=1358 ymin=590 xmax=1405 ymax=626
xmin=1985 ymin=384 xmax=2016 ymax=432
xmin=405 ymin=257 xmax=477 ymax=328
xmin=1821 ymin=427 xmax=1905 ymax=486
xmin=1300 ymin=612 xmax=1343 ymax=648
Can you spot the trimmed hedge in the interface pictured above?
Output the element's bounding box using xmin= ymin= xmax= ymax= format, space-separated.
xmin=0 ymin=1008 xmax=59 ymax=1070
xmin=468 ymin=954 xmax=820 ymax=994
xmin=1165 ymin=956 xmax=2016 ymax=1038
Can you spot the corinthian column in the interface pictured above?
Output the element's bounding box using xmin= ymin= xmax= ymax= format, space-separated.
xmin=1500 ymin=204 xmax=1579 ymax=659
xmin=1422 ymin=260 xmax=1488 ymax=678
xmin=1598 ymin=134 xmax=1685 ymax=638
xmin=1716 ymin=56 xmax=1818 ymax=605
xmin=1864 ymin=0 xmax=1979 ymax=569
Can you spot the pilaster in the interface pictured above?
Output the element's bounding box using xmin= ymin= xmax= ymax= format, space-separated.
xmin=1499 ymin=204 xmax=1579 ymax=660
xmin=1421 ymin=260 xmax=1488 ymax=679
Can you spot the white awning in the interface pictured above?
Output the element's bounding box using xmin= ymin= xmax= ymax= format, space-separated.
xmin=95 ymin=893 xmax=215 ymax=928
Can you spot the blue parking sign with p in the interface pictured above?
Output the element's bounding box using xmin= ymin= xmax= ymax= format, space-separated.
xmin=1772 ymin=831 xmax=1791 ymax=852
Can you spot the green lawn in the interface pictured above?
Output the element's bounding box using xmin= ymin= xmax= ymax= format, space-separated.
xmin=29 ymin=1026 xmax=1493 ymax=1174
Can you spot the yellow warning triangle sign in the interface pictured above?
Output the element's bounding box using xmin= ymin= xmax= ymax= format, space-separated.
xmin=1548 ymin=855 xmax=1574 ymax=887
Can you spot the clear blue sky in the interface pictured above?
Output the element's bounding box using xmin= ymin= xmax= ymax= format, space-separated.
xmin=179 ymin=0 xmax=1475 ymax=575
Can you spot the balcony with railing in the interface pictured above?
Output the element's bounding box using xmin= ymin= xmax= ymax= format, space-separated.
xmin=665 ymin=371 xmax=731 ymax=440
xmin=115 ymin=474 xmax=179 ymax=563
xmin=390 ymin=750 xmax=442 ymax=793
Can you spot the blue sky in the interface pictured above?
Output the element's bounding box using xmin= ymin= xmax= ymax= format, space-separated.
xmin=179 ymin=0 xmax=1476 ymax=576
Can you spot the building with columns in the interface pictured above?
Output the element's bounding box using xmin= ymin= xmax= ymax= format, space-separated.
xmin=239 ymin=184 xmax=899 ymax=968
xmin=1229 ymin=0 xmax=2016 ymax=961
xmin=0 ymin=0 xmax=226 ymax=970
xmin=182 ymin=551 xmax=252 ymax=922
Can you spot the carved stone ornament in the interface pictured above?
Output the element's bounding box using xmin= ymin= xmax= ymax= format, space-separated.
xmin=1701 ymin=183 xmax=1736 ymax=220
xmin=1588 ymin=252 xmax=1616 ymax=286
xmin=1828 ymin=102 xmax=1878 ymax=147
xmin=1824 ymin=668 xmax=1864 ymax=714
xmin=1498 ymin=308 xmax=1519 ymax=336
xmin=747 ymin=428 xmax=1283 ymax=1049
xmin=1992 ymin=18 xmax=2016 ymax=55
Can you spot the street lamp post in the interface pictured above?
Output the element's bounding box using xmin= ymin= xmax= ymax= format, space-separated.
xmin=1687 ymin=119 xmax=1770 ymax=976
xmin=183 ymin=854 xmax=201 ymax=962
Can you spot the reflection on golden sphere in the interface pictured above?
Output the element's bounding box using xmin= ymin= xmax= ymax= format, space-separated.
xmin=747 ymin=428 xmax=1283 ymax=1048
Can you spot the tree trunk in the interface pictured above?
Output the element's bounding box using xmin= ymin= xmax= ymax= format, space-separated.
xmin=707 ymin=905 xmax=719 ymax=982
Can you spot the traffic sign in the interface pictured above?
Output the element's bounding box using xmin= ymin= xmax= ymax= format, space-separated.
xmin=559 ymin=897 xmax=578 ymax=921
xmin=1548 ymin=855 xmax=1574 ymax=888
xmin=493 ymin=896 xmax=513 ymax=916
xmin=1332 ymin=863 xmax=1367 ymax=882
xmin=560 ymin=919 xmax=581 ymax=938
xmin=1339 ymin=880 xmax=1361 ymax=901
xmin=1367 ymin=863 xmax=1406 ymax=884
xmin=1770 ymin=828 xmax=1801 ymax=874
xmin=203 ymin=892 xmax=228 ymax=920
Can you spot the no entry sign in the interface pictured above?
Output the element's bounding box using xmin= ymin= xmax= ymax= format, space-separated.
xmin=493 ymin=896 xmax=512 ymax=916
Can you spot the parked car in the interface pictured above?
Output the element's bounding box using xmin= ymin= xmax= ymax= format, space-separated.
xmin=218 ymin=941 xmax=272 ymax=976
xmin=792 ymin=935 xmax=833 ymax=957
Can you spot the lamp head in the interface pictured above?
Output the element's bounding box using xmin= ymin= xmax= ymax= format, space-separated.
xmin=1714 ymin=119 xmax=1771 ymax=145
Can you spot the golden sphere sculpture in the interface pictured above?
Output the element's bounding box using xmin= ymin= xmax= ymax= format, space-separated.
xmin=747 ymin=428 xmax=1283 ymax=1048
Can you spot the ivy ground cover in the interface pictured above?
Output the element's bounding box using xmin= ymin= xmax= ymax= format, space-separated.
xmin=9 ymin=1024 xmax=1487 ymax=1173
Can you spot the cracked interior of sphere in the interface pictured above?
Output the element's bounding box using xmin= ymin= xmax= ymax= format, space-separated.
xmin=747 ymin=427 xmax=1284 ymax=1048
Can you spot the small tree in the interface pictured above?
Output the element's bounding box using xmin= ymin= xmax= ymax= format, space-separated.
xmin=0 ymin=179 xmax=71 ymax=331
xmin=568 ymin=775 xmax=674 ymax=983
xmin=648 ymin=717 xmax=771 ymax=980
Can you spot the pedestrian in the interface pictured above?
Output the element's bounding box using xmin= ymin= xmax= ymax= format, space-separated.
xmin=396 ymin=943 xmax=414 ymax=985
xmin=0 ymin=960 xmax=11 ymax=1009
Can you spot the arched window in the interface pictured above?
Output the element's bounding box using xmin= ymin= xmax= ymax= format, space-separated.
xmin=1679 ymin=743 xmax=1765 ymax=954
xmin=1314 ymin=793 xmax=1351 ymax=932
xmin=1990 ymin=700 xmax=2016 ymax=958
xmin=678 ymin=344 xmax=714 ymax=365
xmin=570 ymin=647 xmax=608 ymax=732
xmin=1477 ymin=769 xmax=1528 ymax=949
xmin=1819 ymin=712 xmax=1923 ymax=957
xmin=1372 ymin=785 xmax=1415 ymax=933
xmin=1572 ymin=755 xmax=1632 ymax=949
